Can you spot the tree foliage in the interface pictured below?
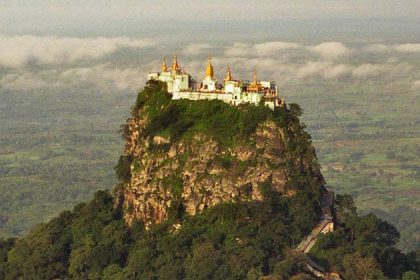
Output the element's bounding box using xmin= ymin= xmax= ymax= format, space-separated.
xmin=308 ymin=195 xmax=419 ymax=279
xmin=0 ymin=188 xmax=417 ymax=279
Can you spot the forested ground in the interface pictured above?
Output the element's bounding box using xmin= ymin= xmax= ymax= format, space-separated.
xmin=0 ymin=185 xmax=418 ymax=279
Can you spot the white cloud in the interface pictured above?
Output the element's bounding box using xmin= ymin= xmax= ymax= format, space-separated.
xmin=352 ymin=63 xmax=387 ymax=77
xmin=412 ymin=80 xmax=420 ymax=90
xmin=0 ymin=72 xmax=49 ymax=91
xmin=296 ymin=61 xmax=328 ymax=78
xmin=224 ymin=41 xmax=302 ymax=58
xmin=59 ymin=64 xmax=147 ymax=91
xmin=322 ymin=64 xmax=351 ymax=79
xmin=224 ymin=43 xmax=253 ymax=57
xmin=309 ymin=42 xmax=351 ymax=60
xmin=352 ymin=63 xmax=413 ymax=78
xmin=362 ymin=43 xmax=420 ymax=54
xmin=1 ymin=39 xmax=419 ymax=93
xmin=295 ymin=61 xmax=343 ymax=79
xmin=182 ymin=43 xmax=213 ymax=56
xmin=0 ymin=64 xmax=150 ymax=92
xmin=393 ymin=43 xmax=420 ymax=53
xmin=0 ymin=35 xmax=155 ymax=67
xmin=386 ymin=57 xmax=399 ymax=63
xmin=254 ymin=42 xmax=301 ymax=56
xmin=364 ymin=44 xmax=390 ymax=53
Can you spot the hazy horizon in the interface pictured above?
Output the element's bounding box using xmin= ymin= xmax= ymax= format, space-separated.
xmin=1 ymin=1 xmax=419 ymax=41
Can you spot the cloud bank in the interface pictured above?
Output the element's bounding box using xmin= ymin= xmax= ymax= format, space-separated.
xmin=0 ymin=36 xmax=419 ymax=93
xmin=224 ymin=42 xmax=302 ymax=57
xmin=364 ymin=43 xmax=420 ymax=53
xmin=309 ymin=42 xmax=352 ymax=60
xmin=0 ymin=35 xmax=155 ymax=67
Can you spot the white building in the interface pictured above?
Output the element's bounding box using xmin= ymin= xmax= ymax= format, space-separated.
xmin=147 ymin=56 xmax=192 ymax=93
xmin=148 ymin=56 xmax=285 ymax=110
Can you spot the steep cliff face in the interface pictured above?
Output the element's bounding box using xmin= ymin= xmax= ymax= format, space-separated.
xmin=117 ymin=81 xmax=324 ymax=228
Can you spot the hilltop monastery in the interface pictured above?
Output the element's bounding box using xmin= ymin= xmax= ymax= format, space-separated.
xmin=148 ymin=55 xmax=285 ymax=109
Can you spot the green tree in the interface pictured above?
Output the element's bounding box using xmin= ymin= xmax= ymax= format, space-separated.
xmin=0 ymin=238 xmax=15 ymax=279
xmin=402 ymin=271 xmax=420 ymax=280
xmin=335 ymin=194 xmax=357 ymax=222
xmin=184 ymin=243 xmax=226 ymax=280
xmin=5 ymin=216 xmax=72 ymax=279
xmin=342 ymin=253 xmax=385 ymax=280
xmin=273 ymin=254 xmax=306 ymax=279
xmin=68 ymin=191 xmax=130 ymax=278
xmin=102 ymin=264 xmax=125 ymax=280
xmin=290 ymin=273 xmax=316 ymax=280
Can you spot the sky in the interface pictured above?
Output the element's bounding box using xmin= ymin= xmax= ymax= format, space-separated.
xmin=1 ymin=1 xmax=419 ymax=39
xmin=2 ymin=0 xmax=420 ymax=22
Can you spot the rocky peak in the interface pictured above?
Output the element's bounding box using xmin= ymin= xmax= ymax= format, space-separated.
xmin=115 ymin=81 xmax=324 ymax=228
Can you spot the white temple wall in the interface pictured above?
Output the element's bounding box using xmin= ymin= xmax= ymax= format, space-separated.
xmin=147 ymin=71 xmax=282 ymax=110
xmin=172 ymin=91 xmax=270 ymax=108
xmin=173 ymin=74 xmax=190 ymax=92
xmin=173 ymin=92 xmax=234 ymax=104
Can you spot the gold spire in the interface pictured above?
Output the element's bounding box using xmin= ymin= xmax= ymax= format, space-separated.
xmin=172 ymin=55 xmax=180 ymax=71
xmin=225 ymin=66 xmax=233 ymax=82
xmin=252 ymin=69 xmax=258 ymax=85
xmin=205 ymin=55 xmax=214 ymax=78
xmin=161 ymin=57 xmax=168 ymax=72
xmin=248 ymin=69 xmax=260 ymax=91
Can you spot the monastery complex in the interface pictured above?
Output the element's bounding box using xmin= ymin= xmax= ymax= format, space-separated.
xmin=148 ymin=55 xmax=285 ymax=109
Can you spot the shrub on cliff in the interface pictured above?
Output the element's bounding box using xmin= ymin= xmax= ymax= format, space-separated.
xmin=114 ymin=155 xmax=133 ymax=182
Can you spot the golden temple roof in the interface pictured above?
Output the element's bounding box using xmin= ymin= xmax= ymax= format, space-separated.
xmin=248 ymin=70 xmax=261 ymax=91
xmin=224 ymin=66 xmax=233 ymax=82
xmin=205 ymin=55 xmax=214 ymax=78
xmin=161 ymin=58 xmax=168 ymax=72
xmin=172 ymin=55 xmax=180 ymax=71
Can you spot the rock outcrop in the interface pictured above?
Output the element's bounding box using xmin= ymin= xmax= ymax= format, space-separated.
xmin=117 ymin=83 xmax=324 ymax=228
